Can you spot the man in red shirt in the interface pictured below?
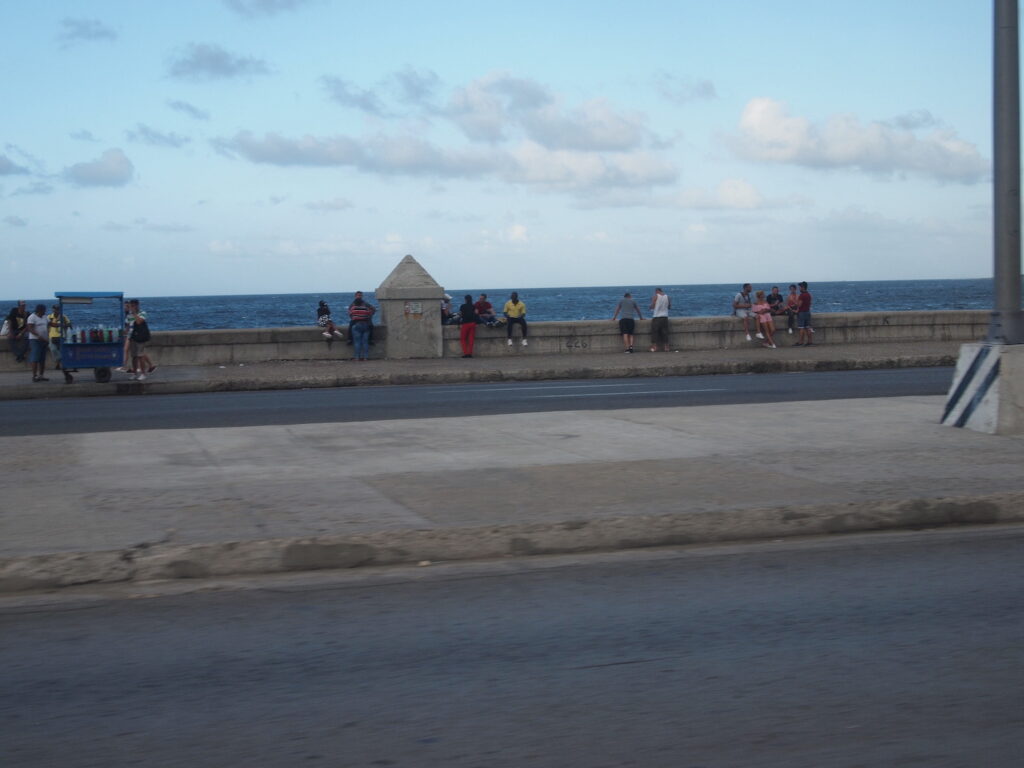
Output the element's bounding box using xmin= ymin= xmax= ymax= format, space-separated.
xmin=794 ymin=281 xmax=814 ymax=347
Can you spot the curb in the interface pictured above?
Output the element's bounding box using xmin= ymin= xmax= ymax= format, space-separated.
xmin=2 ymin=490 xmax=1020 ymax=593
xmin=0 ymin=354 xmax=956 ymax=401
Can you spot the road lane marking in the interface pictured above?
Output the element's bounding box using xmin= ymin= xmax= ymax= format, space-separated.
xmin=530 ymin=388 xmax=724 ymax=398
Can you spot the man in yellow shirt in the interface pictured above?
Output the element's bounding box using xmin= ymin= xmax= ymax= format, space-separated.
xmin=503 ymin=292 xmax=528 ymax=347
xmin=46 ymin=304 xmax=72 ymax=370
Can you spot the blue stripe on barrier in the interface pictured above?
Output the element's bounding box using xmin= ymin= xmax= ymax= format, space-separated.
xmin=954 ymin=359 xmax=1001 ymax=428
xmin=942 ymin=344 xmax=991 ymax=424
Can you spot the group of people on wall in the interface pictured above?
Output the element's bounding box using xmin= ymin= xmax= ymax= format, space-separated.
xmin=315 ymin=284 xmax=815 ymax=359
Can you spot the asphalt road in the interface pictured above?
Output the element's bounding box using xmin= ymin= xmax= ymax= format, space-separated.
xmin=0 ymin=366 xmax=953 ymax=435
xmin=2 ymin=526 xmax=1021 ymax=768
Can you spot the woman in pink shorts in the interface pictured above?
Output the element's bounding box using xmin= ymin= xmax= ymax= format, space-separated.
xmin=752 ymin=290 xmax=777 ymax=348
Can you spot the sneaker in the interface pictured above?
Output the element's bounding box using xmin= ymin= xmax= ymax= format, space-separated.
xmin=136 ymin=373 xmax=146 ymax=381
xmin=771 ymin=343 xmax=777 ymax=349
xmin=521 ymin=338 xmax=528 ymax=346
xmin=507 ymin=339 xmax=513 ymax=346
xmin=745 ymin=334 xmax=752 ymax=341
xmin=756 ymin=332 xmax=764 ymax=339
xmin=788 ymin=328 xmax=793 ymax=334
xmin=322 ymin=332 xmax=332 ymax=338
xmin=128 ymin=373 xmax=137 ymax=380
xmin=115 ymin=366 xmax=126 ymax=372
xmin=333 ymin=331 xmax=344 ymax=338
xmin=147 ymin=366 xmax=157 ymax=375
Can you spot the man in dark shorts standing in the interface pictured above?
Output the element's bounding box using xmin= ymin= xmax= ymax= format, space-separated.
xmin=794 ymin=281 xmax=814 ymax=347
xmin=612 ymin=292 xmax=643 ymax=353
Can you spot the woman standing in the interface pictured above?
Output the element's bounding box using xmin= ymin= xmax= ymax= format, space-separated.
xmin=459 ymin=294 xmax=478 ymax=357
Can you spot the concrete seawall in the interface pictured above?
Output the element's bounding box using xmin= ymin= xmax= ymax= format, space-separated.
xmin=0 ymin=310 xmax=988 ymax=371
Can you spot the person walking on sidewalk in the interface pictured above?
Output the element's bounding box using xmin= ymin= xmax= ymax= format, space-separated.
xmin=458 ymin=295 xmax=478 ymax=357
xmin=794 ymin=281 xmax=814 ymax=347
xmin=348 ymin=295 xmax=374 ymax=360
xmin=504 ymin=292 xmax=528 ymax=347
xmin=649 ymin=288 xmax=671 ymax=352
xmin=612 ymin=291 xmax=643 ymax=353
xmin=25 ymin=304 xmax=49 ymax=382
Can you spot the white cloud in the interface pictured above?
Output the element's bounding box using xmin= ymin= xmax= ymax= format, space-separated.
xmin=676 ymin=179 xmax=765 ymax=210
xmin=305 ymin=197 xmax=354 ymax=212
xmin=167 ymin=43 xmax=270 ymax=81
xmin=507 ymin=141 xmax=677 ymax=191
xmin=13 ymin=181 xmax=55 ymax=196
xmin=654 ymin=72 xmax=717 ymax=104
xmin=64 ymin=148 xmax=134 ymax=187
xmin=126 ymin=124 xmax=191 ymax=148
xmin=321 ymin=76 xmax=391 ymax=117
xmin=167 ymin=100 xmax=210 ymax=120
xmin=445 ymin=72 xmax=652 ymax=151
xmin=4 ymin=215 xmax=27 ymax=227
xmin=58 ymin=18 xmax=117 ymax=47
xmin=731 ymin=97 xmax=988 ymax=183
xmin=0 ymin=154 xmax=29 ymax=175
xmin=223 ymin=0 xmax=312 ymax=17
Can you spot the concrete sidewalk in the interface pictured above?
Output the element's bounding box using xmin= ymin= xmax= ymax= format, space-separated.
xmin=2 ymin=388 xmax=1023 ymax=592
xmin=0 ymin=339 xmax=961 ymax=400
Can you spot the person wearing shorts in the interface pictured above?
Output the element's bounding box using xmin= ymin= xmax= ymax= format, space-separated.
xmin=795 ymin=281 xmax=814 ymax=347
xmin=25 ymin=304 xmax=49 ymax=382
xmin=733 ymin=283 xmax=759 ymax=341
xmin=612 ymin=292 xmax=643 ymax=353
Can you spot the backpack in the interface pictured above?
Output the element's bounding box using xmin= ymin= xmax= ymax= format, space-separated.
xmin=131 ymin=319 xmax=151 ymax=343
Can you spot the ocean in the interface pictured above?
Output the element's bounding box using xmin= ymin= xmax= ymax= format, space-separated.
xmin=4 ymin=278 xmax=1010 ymax=332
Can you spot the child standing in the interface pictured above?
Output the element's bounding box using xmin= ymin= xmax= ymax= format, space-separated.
xmin=751 ymin=290 xmax=777 ymax=349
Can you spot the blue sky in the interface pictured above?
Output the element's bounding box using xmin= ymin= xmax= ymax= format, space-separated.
xmin=1 ymin=0 xmax=997 ymax=297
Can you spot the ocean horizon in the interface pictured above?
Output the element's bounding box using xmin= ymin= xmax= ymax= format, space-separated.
xmin=4 ymin=277 xmax=1015 ymax=332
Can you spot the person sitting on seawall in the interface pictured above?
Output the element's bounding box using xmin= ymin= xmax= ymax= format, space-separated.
xmin=504 ymin=292 xmax=528 ymax=346
xmin=348 ymin=295 xmax=375 ymax=361
xmin=767 ymin=286 xmax=786 ymax=320
xmin=733 ymin=283 xmax=760 ymax=342
xmin=441 ymin=294 xmax=458 ymax=325
xmin=458 ymin=294 xmax=478 ymax=358
xmin=751 ymin=290 xmax=777 ymax=349
xmin=784 ymin=284 xmax=800 ymax=335
xmin=474 ymin=293 xmax=500 ymax=326
xmin=317 ymin=300 xmax=344 ymax=340
xmin=4 ymin=301 xmax=29 ymax=363
xmin=347 ymin=291 xmax=375 ymax=346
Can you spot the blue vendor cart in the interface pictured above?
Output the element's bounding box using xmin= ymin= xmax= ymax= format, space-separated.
xmin=56 ymin=292 xmax=126 ymax=384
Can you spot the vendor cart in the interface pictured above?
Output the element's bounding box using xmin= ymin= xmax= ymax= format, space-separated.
xmin=56 ymin=292 xmax=125 ymax=384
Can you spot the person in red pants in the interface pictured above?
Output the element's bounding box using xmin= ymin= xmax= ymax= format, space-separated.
xmin=458 ymin=294 xmax=478 ymax=357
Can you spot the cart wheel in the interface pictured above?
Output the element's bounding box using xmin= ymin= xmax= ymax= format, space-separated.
xmin=94 ymin=367 xmax=112 ymax=383
xmin=63 ymin=371 xmax=74 ymax=385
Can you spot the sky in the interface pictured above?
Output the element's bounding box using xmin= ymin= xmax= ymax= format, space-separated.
xmin=0 ymin=0 xmax=1000 ymax=298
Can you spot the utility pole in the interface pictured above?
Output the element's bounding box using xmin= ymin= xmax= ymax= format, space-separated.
xmin=991 ymin=0 xmax=1024 ymax=344
xmin=942 ymin=0 xmax=1024 ymax=433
